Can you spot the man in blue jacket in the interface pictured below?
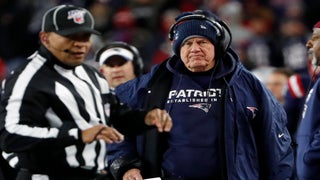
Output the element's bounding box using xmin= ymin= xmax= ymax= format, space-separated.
xmin=296 ymin=20 xmax=320 ymax=179
xmin=107 ymin=10 xmax=294 ymax=180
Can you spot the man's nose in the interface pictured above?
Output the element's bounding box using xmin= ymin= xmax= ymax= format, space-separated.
xmin=190 ymin=43 xmax=201 ymax=51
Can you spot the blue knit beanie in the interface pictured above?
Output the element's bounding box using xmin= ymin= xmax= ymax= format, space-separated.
xmin=172 ymin=19 xmax=218 ymax=56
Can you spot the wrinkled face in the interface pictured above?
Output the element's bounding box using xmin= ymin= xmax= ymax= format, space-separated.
xmin=40 ymin=31 xmax=92 ymax=67
xmin=99 ymin=57 xmax=136 ymax=88
xmin=179 ymin=37 xmax=215 ymax=72
xmin=306 ymin=28 xmax=320 ymax=66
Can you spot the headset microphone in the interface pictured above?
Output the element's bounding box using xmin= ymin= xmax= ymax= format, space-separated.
xmin=49 ymin=44 xmax=71 ymax=54
xmin=63 ymin=49 xmax=71 ymax=53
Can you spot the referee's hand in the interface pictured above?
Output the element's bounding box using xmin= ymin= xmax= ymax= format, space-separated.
xmin=82 ymin=125 xmax=124 ymax=144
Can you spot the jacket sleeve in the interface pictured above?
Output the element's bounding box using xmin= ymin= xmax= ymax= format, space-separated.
xmin=295 ymin=81 xmax=320 ymax=178
xmin=256 ymin=82 xmax=294 ymax=179
xmin=283 ymin=74 xmax=309 ymax=139
xmin=283 ymin=90 xmax=304 ymax=138
xmin=107 ymin=137 xmax=142 ymax=180
xmin=107 ymin=70 xmax=158 ymax=179
xmin=106 ymin=89 xmax=147 ymax=179
xmin=107 ymin=64 xmax=167 ymax=179
xmin=231 ymin=68 xmax=294 ymax=179
xmin=107 ymin=92 xmax=155 ymax=136
xmin=110 ymin=66 xmax=163 ymax=136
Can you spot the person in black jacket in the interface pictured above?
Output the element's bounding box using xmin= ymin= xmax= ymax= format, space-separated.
xmin=107 ymin=10 xmax=293 ymax=180
xmin=0 ymin=4 xmax=171 ymax=180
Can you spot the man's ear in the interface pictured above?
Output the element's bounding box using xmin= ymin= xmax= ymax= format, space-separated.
xmin=39 ymin=32 xmax=49 ymax=45
xmin=99 ymin=67 xmax=104 ymax=74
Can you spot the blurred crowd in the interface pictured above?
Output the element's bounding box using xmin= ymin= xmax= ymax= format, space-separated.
xmin=0 ymin=0 xmax=320 ymax=79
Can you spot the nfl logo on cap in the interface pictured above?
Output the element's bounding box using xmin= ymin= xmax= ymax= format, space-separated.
xmin=68 ymin=10 xmax=86 ymax=24
xmin=42 ymin=4 xmax=100 ymax=36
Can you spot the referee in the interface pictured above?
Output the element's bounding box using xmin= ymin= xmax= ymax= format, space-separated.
xmin=0 ymin=4 xmax=171 ymax=180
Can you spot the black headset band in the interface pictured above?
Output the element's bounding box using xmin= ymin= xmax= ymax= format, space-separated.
xmin=168 ymin=11 xmax=232 ymax=55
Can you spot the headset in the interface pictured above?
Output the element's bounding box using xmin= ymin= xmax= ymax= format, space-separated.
xmin=168 ymin=10 xmax=232 ymax=57
xmin=95 ymin=41 xmax=144 ymax=76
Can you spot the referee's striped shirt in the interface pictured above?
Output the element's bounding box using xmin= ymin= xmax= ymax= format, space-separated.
xmin=0 ymin=46 xmax=146 ymax=175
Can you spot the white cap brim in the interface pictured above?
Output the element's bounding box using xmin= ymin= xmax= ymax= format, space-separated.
xmin=99 ymin=47 xmax=134 ymax=66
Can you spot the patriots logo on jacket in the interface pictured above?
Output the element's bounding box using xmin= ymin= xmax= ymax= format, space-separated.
xmin=189 ymin=103 xmax=211 ymax=113
xmin=246 ymin=106 xmax=258 ymax=119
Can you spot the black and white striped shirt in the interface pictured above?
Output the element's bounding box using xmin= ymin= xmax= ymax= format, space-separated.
xmin=0 ymin=46 xmax=146 ymax=176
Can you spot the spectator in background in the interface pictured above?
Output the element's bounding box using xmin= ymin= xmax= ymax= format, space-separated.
xmin=266 ymin=67 xmax=294 ymax=105
xmin=151 ymin=8 xmax=180 ymax=67
xmin=96 ymin=41 xmax=144 ymax=88
xmin=217 ymin=1 xmax=252 ymax=50
xmin=200 ymin=0 xmax=231 ymax=13
xmin=216 ymin=1 xmax=254 ymax=71
xmin=278 ymin=17 xmax=309 ymax=73
xmin=0 ymin=0 xmax=48 ymax=75
xmin=296 ymin=20 xmax=320 ymax=179
xmin=245 ymin=5 xmax=283 ymax=68
xmin=103 ymin=7 xmax=153 ymax=71
xmin=86 ymin=0 xmax=112 ymax=34
xmin=251 ymin=66 xmax=275 ymax=84
xmin=0 ymin=58 xmax=7 ymax=81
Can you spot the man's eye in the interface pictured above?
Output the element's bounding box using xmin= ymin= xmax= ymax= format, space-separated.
xmin=312 ymin=35 xmax=320 ymax=41
xmin=184 ymin=42 xmax=192 ymax=46
xmin=181 ymin=42 xmax=190 ymax=47
xmin=199 ymin=41 xmax=208 ymax=45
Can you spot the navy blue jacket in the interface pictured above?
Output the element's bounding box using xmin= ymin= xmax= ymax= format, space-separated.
xmin=107 ymin=49 xmax=294 ymax=179
xmin=296 ymin=77 xmax=320 ymax=179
